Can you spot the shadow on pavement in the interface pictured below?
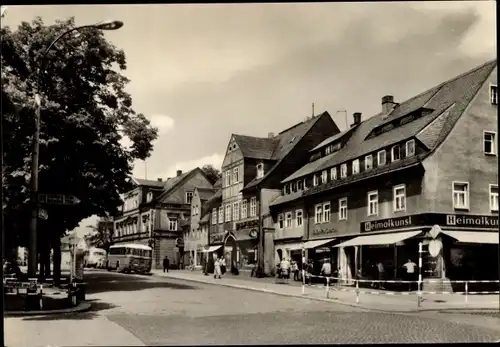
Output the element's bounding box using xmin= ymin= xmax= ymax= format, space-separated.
xmin=20 ymin=299 xmax=117 ymax=321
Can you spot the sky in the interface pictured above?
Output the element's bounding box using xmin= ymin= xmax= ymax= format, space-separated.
xmin=2 ymin=2 xmax=496 ymax=236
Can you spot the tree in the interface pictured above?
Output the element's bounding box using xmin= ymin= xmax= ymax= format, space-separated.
xmin=201 ymin=164 xmax=222 ymax=184
xmin=84 ymin=217 xmax=113 ymax=251
xmin=1 ymin=17 xmax=158 ymax=280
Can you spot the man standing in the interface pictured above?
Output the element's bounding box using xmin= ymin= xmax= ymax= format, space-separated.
xmin=163 ymin=256 xmax=169 ymax=273
xmin=376 ymin=261 xmax=385 ymax=290
xmin=320 ymin=259 xmax=332 ymax=286
xmin=403 ymin=258 xmax=417 ymax=291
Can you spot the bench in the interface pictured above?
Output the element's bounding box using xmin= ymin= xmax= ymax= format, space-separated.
xmin=4 ymin=278 xmax=44 ymax=310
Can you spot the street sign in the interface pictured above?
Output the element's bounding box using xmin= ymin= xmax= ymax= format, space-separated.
xmin=38 ymin=208 xmax=48 ymax=220
xmin=38 ymin=194 xmax=81 ymax=206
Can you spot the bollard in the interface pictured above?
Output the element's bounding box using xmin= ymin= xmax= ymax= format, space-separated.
xmin=39 ymin=285 xmax=43 ymax=310
xmin=465 ymin=281 xmax=468 ymax=304
xmin=326 ymin=278 xmax=330 ymax=299
xmin=355 ymin=280 xmax=360 ymax=304
xmin=417 ymin=276 xmax=422 ymax=307
xmin=302 ymin=269 xmax=305 ymax=295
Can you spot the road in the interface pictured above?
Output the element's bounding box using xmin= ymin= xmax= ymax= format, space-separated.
xmin=5 ymin=270 xmax=500 ymax=345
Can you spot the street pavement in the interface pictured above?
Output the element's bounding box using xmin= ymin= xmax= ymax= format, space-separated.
xmin=4 ymin=269 xmax=500 ymax=346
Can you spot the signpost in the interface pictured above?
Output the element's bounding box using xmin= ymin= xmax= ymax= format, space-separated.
xmin=38 ymin=194 xmax=81 ymax=205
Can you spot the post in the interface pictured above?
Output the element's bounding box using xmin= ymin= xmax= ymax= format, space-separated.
xmin=465 ymin=281 xmax=468 ymax=304
xmin=302 ymin=269 xmax=305 ymax=295
xmin=355 ymin=279 xmax=359 ymax=304
xmin=28 ymin=94 xmax=41 ymax=278
xmin=325 ymin=277 xmax=330 ymax=298
xmin=417 ymin=242 xmax=423 ymax=307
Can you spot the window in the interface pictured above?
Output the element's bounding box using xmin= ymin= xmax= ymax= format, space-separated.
xmin=314 ymin=204 xmax=323 ymax=224
xmin=452 ymin=182 xmax=469 ymax=210
xmin=296 ymin=209 xmax=303 ymax=227
xmin=365 ymin=155 xmax=373 ymax=170
xmin=303 ymin=179 xmax=307 ymax=190
xmin=490 ymin=184 xmax=498 ymax=212
xmin=325 ymin=146 xmax=331 ymax=155
xmin=323 ymin=202 xmax=331 ymax=222
xmin=225 ymin=204 xmax=231 ymax=222
xmin=241 ymin=200 xmax=247 ymax=219
xmin=186 ymin=191 xmax=193 ymax=204
xmin=321 ymin=170 xmax=328 ymax=184
xmin=278 ymin=214 xmax=284 ymax=229
xmin=298 ymin=180 xmax=304 ymax=190
xmin=283 ymin=184 xmax=289 ymax=195
xmin=218 ymin=206 xmax=223 ymax=224
xmin=224 ymin=170 xmax=232 ymax=187
xmin=339 ymin=198 xmax=348 ymax=220
xmin=313 ymin=174 xmax=319 ymax=186
xmin=233 ymin=167 xmax=240 ymax=184
xmin=330 ymin=167 xmax=337 ymax=180
xmin=378 ymin=150 xmax=386 ymax=166
xmin=250 ymin=197 xmax=257 ymax=217
xmin=406 ymin=140 xmax=415 ymax=157
xmin=285 ymin=212 xmax=293 ymax=228
xmin=256 ymin=163 xmax=264 ymax=179
xmin=147 ymin=192 xmax=153 ymax=202
xmin=168 ymin=219 xmax=178 ymax=231
xmin=484 ymin=131 xmax=496 ymax=155
xmin=352 ymin=159 xmax=360 ymax=175
xmin=340 ymin=164 xmax=347 ymax=178
xmin=393 ymin=185 xmax=406 ymax=212
xmin=233 ymin=201 xmax=240 ymax=221
xmin=491 ymin=85 xmax=498 ymax=105
xmin=291 ymin=182 xmax=297 ymax=193
xmin=367 ymin=191 xmax=378 ymax=216
xmin=391 ymin=145 xmax=401 ymax=162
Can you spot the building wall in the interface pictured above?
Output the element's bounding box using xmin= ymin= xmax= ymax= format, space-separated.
xmin=422 ymin=67 xmax=498 ymax=214
xmin=163 ymin=171 xmax=214 ymax=205
xmin=273 ymin=200 xmax=306 ymax=240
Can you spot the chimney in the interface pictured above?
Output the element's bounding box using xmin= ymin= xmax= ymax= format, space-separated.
xmin=176 ymin=170 xmax=182 ymax=177
xmin=350 ymin=112 xmax=362 ymax=128
xmin=382 ymin=95 xmax=397 ymax=114
xmin=157 ymin=178 xmax=162 ymax=182
xmin=268 ymin=132 xmax=275 ymax=138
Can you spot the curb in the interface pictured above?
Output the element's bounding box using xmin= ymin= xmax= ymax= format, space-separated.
xmin=151 ymin=272 xmax=499 ymax=314
xmin=5 ymin=301 xmax=92 ymax=317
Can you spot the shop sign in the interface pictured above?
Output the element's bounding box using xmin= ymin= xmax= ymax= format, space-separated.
xmin=249 ymin=229 xmax=258 ymax=238
xmin=210 ymin=231 xmax=224 ymax=244
xmin=362 ymin=215 xmax=413 ymax=232
xmin=445 ymin=214 xmax=498 ymax=228
xmin=311 ymin=227 xmax=337 ymax=236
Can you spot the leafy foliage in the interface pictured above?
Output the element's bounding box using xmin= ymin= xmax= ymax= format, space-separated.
xmin=201 ymin=164 xmax=221 ymax=184
xmin=1 ymin=17 xmax=158 ymax=249
xmin=84 ymin=217 xmax=113 ymax=251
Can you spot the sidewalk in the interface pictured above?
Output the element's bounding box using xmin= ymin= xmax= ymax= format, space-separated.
xmin=152 ymin=269 xmax=500 ymax=313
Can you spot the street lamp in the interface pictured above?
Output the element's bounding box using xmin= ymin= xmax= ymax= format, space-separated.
xmin=27 ymin=20 xmax=124 ymax=278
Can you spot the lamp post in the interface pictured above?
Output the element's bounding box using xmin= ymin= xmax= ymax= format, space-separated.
xmin=27 ymin=20 xmax=124 ymax=278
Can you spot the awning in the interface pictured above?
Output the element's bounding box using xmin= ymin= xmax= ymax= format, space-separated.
xmin=334 ymin=230 xmax=421 ymax=248
xmin=303 ymin=238 xmax=336 ymax=249
xmin=276 ymin=243 xmax=303 ymax=251
xmin=202 ymin=245 xmax=223 ymax=253
xmin=439 ymin=230 xmax=499 ymax=244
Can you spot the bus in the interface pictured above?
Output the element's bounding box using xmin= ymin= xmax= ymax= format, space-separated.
xmin=107 ymin=244 xmax=152 ymax=274
xmin=84 ymin=248 xmax=107 ymax=269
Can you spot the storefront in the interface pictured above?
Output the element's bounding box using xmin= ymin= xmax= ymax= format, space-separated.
xmin=274 ymin=240 xmax=303 ymax=266
xmin=226 ymin=229 xmax=259 ymax=271
xmin=303 ymin=237 xmax=338 ymax=278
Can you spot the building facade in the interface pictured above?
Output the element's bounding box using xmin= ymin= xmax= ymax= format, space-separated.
xmin=112 ymin=168 xmax=214 ymax=269
xmin=208 ymin=112 xmax=341 ymax=276
xmin=271 ymin=60 xmax=498 ymax=287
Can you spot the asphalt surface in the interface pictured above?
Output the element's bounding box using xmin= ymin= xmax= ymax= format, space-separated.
xmin=18 ymin=270 xmax=500 ymax=345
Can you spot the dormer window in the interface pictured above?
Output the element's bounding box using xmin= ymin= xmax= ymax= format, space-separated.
xmin=291 ymin=182 xmax=297 ymax=193
xmin=325 ymin=146 xmax=331 ymax=155
xmin=391 ymin=145 xmax=401 ymax=162
xmin=321 ymin=170 xmax=328 ymax=184
xmin=297 ymin=180 xmax=304 ymax=190
xmin=147 ymin=192 xmax=153 ymax=202
xmin=330 ymin=167 xmax=337 ymax=180
xmin=313 ymin=174 xmax=319 ymax=186
xmin=406 ymin=140 xmax=415 ymax=157
xmin=352 ymin=159 xmax=360 ymax=175
xmin=365 ymin=155 xmax=373 ymax=170
xmin=490 ymin=85 xmax=497 ymax=105
xmin=340 ymin=164 xmax=347 ymax=178
xmin=256 ymin=163 xmax=264 ymax=179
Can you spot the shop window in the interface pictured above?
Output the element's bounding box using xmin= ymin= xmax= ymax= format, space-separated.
xmin=323 ymin=202 xmax=331 ymax=222
xmin=352 ymin=159 xmax=360 ymax=175
xmin=378 ymin=150 xmax=386 ymax=166
xmin=391 ymin=144 xmax=401 ymax=162
xmin=489 ymin=184 xmax=498 ymax=212
xmin=339 ymin=198 xmax=348 ymax=220
xmin=285 ymin=212 xmax=293 ymax=228
xmin=218 ymin=206 xmax=223 ymax=224
xmin=314 ymin=204 xmax=323 ymax=224
xmin=393 ymin=185 xmax=406 ymax=212
xmin=321 ymin=170 xmax=328 ymax=184
xmin=278 ymin=214 xmax=284 ymax=229
xmin=340 ymin=164 xmax=347 ymax=178
xmin=295 ymin=209 xmax=303 ymax=227
xmin=452 ymin=181 xmax=469 ymax=210
xmin=484 ymin=131 xmax=497 ymax=155
xmin=225 ymin=204 xmax=231 ymax=222
xmin=313 ymin=174 xmax=319 ymax=186
xmin=330 ymin=167 xmax=337 ymax=180
xmin=365 ymin=155 xmax=373 ymax=171
xmin=406 ymin=139 xmax=415 ymax=157
xmin=241 ymin=200 xmax=247 ymax=219
xmin=367 ymin=191 xmax=378 ymax=216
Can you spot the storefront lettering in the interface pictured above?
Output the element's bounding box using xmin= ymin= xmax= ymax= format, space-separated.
xmin=363 ymin=216 xmax=412 ymax=232
xmin=446 ymin=215 xmax=499 ymax=227
xmin=209 ymin=232 xmax=224 ymax=244
xmin=312 ymin=227 xmax=336 ymax=236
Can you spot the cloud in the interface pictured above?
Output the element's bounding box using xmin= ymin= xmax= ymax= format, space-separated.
xmin=158 ymin=153 xmax=224 ymax=179
xmin=150 ymin=114 xmax=175 ymax=133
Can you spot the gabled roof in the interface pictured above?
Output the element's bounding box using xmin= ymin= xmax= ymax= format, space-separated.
xmin=232 ymin=134 xmax=279 ymax=160
xmin=243 ymin=112 xmax=337 ymax=191
xmin=196 ymin=187 xmax=217 ymax=202
xmin=213 ymin=178 xmax=222 ymax=189
xmin=131 ymin=178 xmax=165 ymax=188
xmin=154 ymin=168 xmax=209 ymax=203
xmin=310 ymin=127 xmax=355 ymax=152
xmin=282 ymin=59 xmax=496 ymax=184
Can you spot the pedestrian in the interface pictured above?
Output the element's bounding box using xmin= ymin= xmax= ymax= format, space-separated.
xmin=376 ymin=261 xmax=385 ymax=290
xmin=320 ymin=259 xmax=332 ymax=286
xmin=279 ymin=257 xmax=290 ymax=282
xmin=220 ymin=256 xmax=227 ymax=276
xmin=163 ymin=256 xmax=169 ymax=273
xmin=291 ymin=259 xmax=299 ymax=281
xmin=189 ymin=257 xmax=194 ymax=271
xmin=214 ymin=257 xmax=222 ymax=279
xmin=402 ymin=258 xmax=417 ymax=291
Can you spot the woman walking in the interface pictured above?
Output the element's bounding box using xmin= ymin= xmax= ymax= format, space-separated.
xmin=214 ymin=257 xmax=222 ymax=279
